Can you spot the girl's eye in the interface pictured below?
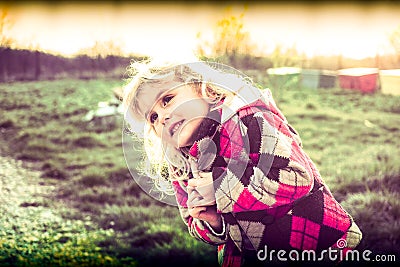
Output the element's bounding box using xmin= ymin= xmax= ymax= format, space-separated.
xmin=149 ymin=113 xmax=158 ymax=124
xmin=162 ymin=95 xmax=173 ymax=106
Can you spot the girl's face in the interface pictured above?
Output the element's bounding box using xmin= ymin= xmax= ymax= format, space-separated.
xmin=137 ymin=81 xmax=210 ymax=148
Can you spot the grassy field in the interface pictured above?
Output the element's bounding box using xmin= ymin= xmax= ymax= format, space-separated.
xmin=0 ymin=75 xmax=399 ymax=266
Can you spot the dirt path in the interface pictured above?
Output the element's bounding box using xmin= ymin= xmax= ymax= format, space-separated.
xmin=0 ymin=154 xmax=64 ymax=245
xmin=0 ymin=153 xmax=122 ymax=265
xmin=0 ymin=155 xmax=55 ymax=211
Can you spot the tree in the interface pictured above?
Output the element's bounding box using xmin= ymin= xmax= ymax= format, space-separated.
xmin=389 ymin=25 xmax=400 ymax=61
xmin=195 ymin=8 xmax=257 ymax=66
xmin=0 ymin=7 xmax=14 ymax=48
xmin=0 ymin=7 xmax=15 ymax=81
xmin=76 ymin=40 xmax=124 ymax=58
xmin=270 ymin=43 xmax=303 ymax=68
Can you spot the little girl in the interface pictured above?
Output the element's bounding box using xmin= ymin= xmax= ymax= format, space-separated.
xmin=122 ymin=60 xmax=362 ymax=267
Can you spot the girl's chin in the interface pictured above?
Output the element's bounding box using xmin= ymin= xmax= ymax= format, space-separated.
xmin=176 ymin=136 xmax=195 ymax=148
xmin=175 ymin=124 xmax=201 ymax=148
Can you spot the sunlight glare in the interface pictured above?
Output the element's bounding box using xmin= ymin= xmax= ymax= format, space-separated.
xmin=5 ymin=3 xmax=400 ymax=60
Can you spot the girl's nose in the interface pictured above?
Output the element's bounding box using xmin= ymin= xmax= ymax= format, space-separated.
xmin=159 ymin=113 xmax=170 ymax=125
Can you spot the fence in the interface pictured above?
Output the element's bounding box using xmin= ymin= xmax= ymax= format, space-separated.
xmin=0 ymin=48 xmax=140 ymax=82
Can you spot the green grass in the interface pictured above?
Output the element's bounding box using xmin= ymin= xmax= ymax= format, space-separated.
xmin=0 ymin=78 xmax=215 ymax=267
xmin=0 ymin=208 xmax=127 ymax=267
xmin=0 ymin=77 xmax=399 ymax=266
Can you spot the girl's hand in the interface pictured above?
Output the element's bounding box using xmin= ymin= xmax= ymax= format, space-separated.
xmin=187 ymin=172 xmax=221 ymax=230
xmin=187 ymin=172 xmax=216 ymax=207
xmin=188 ymin=205 xmax=222 ymax=232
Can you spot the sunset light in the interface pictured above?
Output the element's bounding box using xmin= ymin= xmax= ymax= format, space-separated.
xmin=4 ymin=2 xmax=400 ymax=61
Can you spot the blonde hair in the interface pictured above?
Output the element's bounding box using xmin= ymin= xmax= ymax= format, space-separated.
xmin=122 ymin=59 xmax=255 ymax=193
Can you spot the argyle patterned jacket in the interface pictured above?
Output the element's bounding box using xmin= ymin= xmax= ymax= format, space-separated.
xmin=171 ymin=90 xmax=362 ymax=267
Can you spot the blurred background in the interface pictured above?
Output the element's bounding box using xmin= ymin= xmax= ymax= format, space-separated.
xmin=1 ymin=1 xmax=399 ymax=266
xmin=1 ymin=0 xmax=400 ymax=81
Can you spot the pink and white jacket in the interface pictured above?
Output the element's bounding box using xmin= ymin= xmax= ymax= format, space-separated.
xmin=172 ymin=89 xmax=362 ymax=266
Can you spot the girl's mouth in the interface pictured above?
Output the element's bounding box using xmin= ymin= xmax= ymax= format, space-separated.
xmin=169 ymin=120 xmax=184 ymax=136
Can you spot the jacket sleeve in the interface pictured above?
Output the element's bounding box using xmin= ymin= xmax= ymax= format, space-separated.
xmin=171 ymin=180 xmax=228 ymax=245
xmin=212 ymin=109 xmax=314 ymax=213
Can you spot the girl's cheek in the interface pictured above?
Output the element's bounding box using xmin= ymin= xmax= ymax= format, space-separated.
xmin=161 ymin=128 xmax=171 ymax=140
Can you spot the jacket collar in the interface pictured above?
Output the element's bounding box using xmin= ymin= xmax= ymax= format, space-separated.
xmin=220 ymin=85 xmax=263 ymax=123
